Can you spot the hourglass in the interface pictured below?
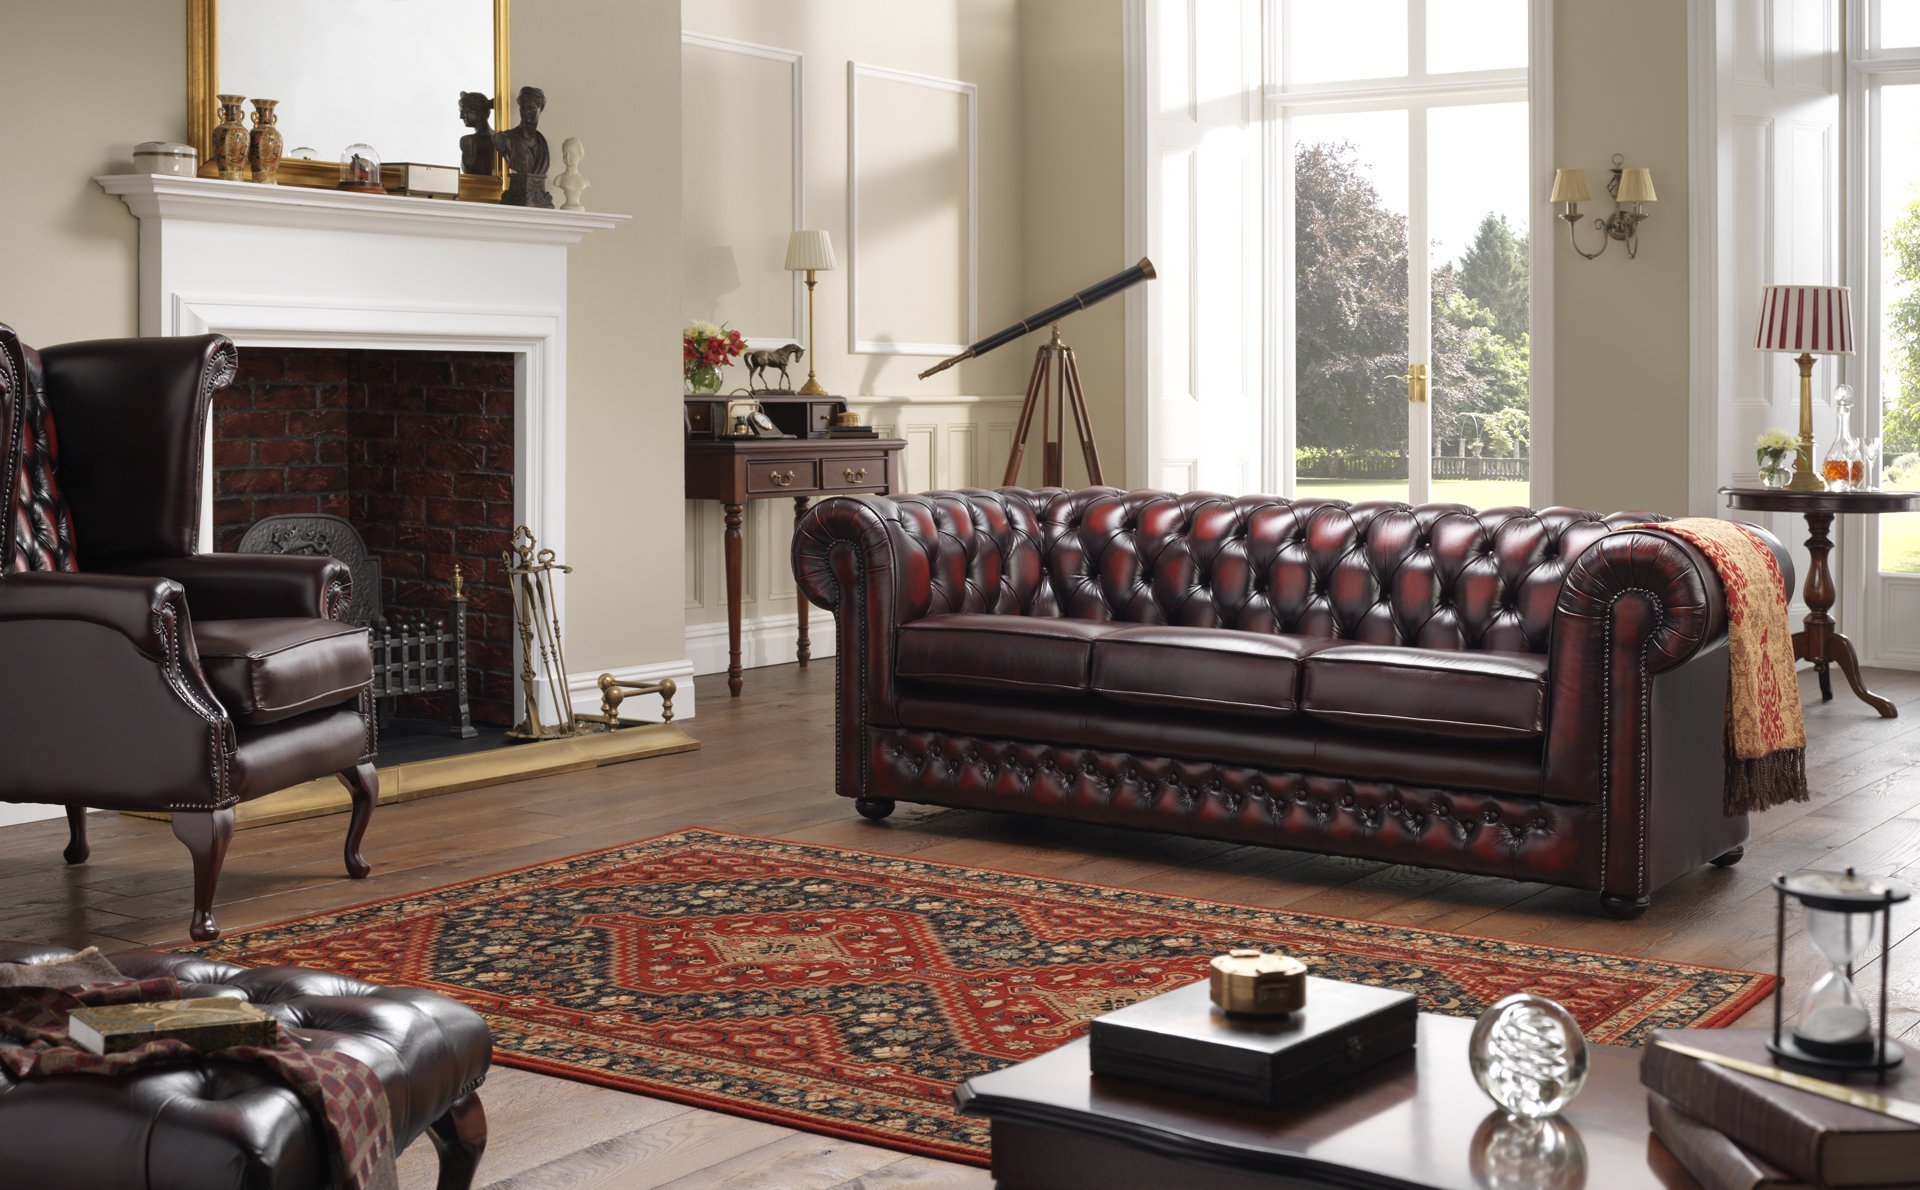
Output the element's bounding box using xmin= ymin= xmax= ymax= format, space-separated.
xmin=1769 ymin=868 xmax=1911 ymax=1080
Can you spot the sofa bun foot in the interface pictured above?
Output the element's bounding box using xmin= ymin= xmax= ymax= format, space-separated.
xmin=855 ymin=797 xmax=896 ymax=822
xmin=1708 ymin=845 xmax=1745 ymax=868
xmin=1599 ymin=893 xmax=1650 ymax=919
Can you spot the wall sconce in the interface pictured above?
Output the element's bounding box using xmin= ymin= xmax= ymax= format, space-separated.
xmin=1549 ymin=153 xmax=1657 ymax=260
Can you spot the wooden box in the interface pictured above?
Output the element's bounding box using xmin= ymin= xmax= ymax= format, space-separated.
xmin=1088 ymin=976 xmax=1417 ymax=1107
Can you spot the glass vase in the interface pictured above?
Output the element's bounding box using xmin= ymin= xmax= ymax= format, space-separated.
xmin=684 ymin=361 xmax=724 ymax=395
xmin=1760 ymin=463 xmax=1792 ymax=489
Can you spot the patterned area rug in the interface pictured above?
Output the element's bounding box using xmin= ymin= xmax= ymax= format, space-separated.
xmin=191 ymin=829 xmax=1772 ymax=1166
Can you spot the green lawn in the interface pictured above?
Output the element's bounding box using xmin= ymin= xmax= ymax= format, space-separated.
xmin=1292 ymin=479 xmax=1920 ymax=575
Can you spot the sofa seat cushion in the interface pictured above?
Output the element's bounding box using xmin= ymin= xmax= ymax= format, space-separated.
xmin=194 ymin=617 xmax=373 ymax=726
xmin=1301 ymin=644 xmax=1549 ymax=742
xmin=1090 ymin=626 xmax=1327 ymax=719
xmin=897 ymin=614 xmax=1129 ymax=695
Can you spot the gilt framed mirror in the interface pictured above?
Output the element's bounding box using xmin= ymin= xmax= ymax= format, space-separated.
xmin=186 ymin=0 xmax=509 ymax=199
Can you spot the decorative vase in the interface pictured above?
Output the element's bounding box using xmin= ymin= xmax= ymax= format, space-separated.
xmin=248 ymin=99 xmax=283 ymax=184
xmin=212 ymin=94 xmax=250 ymax=181
xmin=685 ymin=362 xmax=724 ymax=395
xmin=1760 ymin=463 xmax=1792 ymax=489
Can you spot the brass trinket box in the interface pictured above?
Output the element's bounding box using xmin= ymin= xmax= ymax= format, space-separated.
xmin=1209 ymin=949 xmax=1307 ymax=1016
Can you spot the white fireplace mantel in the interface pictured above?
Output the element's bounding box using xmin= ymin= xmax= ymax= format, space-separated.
xmin=94 ymin=171 xmax=638 ymax=721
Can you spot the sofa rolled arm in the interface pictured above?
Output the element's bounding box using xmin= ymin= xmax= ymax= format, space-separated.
xmin=1542 ymin=520 xmax=1790 ymax=898
xmin=93 ymin=553 xmax=353 ymax=622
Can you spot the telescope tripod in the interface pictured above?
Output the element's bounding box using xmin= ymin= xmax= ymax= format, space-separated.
xmin=1005 ymin=326 xmax=1104 ymax=486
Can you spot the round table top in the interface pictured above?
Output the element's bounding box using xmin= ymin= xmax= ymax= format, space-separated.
xmin=1721 ymin=486 xmax=1920 ymax=514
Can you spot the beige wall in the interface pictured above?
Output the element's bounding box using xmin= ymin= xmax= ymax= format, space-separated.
xmin=1551 ymin=0 xmax=1692 ymax=514
xmin=1019 ymin=0 xmax=1129 ymax=489
xmin=0 ymin=2 xmax=686 ymax=697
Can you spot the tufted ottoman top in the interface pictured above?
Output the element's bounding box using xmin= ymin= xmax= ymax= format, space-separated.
xmin=0 ymin=940 xmax=491 ymax=1190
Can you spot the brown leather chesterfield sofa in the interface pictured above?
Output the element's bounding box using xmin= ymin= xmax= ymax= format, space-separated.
xmin=794 ymin=487 xmax=1791 ymax=917
xmin=0 ymin=939 xmax=491 ymax=1189
xmin=0 ymin=326 xmax=378 ymax=942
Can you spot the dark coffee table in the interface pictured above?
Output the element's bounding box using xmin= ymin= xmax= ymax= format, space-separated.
xmin=956 ymin=1013 xmax=1696 ymax=1189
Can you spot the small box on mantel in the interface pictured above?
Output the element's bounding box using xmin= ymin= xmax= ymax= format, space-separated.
xmin=382 ymin=162 xmax=461 ymax=199
xmin=1088 ymin=976 xmax=1417 ymax=1107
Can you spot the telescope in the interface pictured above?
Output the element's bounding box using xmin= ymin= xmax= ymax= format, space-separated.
xmin=917 ymin=258 xmax=1156 ymax=486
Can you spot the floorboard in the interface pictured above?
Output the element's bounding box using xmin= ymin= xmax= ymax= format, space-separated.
xmin=9 ymin=660 xmax=1916 ymax=1188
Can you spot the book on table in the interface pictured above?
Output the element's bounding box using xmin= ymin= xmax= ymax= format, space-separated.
xmin=68 ymin=998 xmax=278 ymax=1055
xmin=1648 ymin=1091 xmax=1813 ymax=1190
xmin=1641 ymin=1027 xmax=1920 ymax=1188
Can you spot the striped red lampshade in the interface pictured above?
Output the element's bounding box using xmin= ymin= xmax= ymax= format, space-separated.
xmin=1754 ymin=284 xmax=1854 ymax=355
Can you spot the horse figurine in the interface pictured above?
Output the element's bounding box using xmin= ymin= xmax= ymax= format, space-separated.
xmin=743 ymin=343 xmax=805 ymax=393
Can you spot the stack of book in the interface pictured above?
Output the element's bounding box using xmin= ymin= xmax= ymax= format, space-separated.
xmin=1641 ymin=1028 xmax=1920 ymax=1190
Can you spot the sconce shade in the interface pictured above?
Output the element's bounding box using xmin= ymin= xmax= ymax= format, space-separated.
xmin=1548 ymin=168 xmax=1590 ymax=203
xmin=1755 ymin=285 xmax=1855 ymax=355
xmin=784 ymin=229 xmax=837 ymax=273
xmin=1616 ymin=167 xmax=1657 ymax=203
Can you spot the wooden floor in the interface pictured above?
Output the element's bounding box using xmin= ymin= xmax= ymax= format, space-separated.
xmin=10 ymin=661 xmax=1920 ymax=1189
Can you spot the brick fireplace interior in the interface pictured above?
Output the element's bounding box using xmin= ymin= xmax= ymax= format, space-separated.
xmin=211 ymin=347 xmax=517 ymax=727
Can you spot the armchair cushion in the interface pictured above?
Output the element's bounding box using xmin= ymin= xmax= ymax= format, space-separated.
xmin=1090 ymin=626 xmax=1327 ymax=719
xmin=1300 ymin=643 xmax=1550 ymax=741
xmin=896 ymin=614 xmax=1125 ymax=695
xmin=194 ymin=618 xmax=372 ymax=726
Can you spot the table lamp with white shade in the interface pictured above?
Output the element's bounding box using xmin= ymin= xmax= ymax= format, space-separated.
xmin=784 ymin=230 xmax=836 ymax=396
xmin=1755 ymin=285 xmax=1854 ymax=491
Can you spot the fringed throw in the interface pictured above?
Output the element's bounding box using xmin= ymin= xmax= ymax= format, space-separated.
xmin=1646 ymin=517 xmax=1808 ymax=813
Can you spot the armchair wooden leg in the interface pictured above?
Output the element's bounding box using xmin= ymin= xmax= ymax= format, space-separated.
xmin=427 ymin=1092 xmax=488 ymax=1190
xmin=63 ymin=807 xmax=89 ymax=865
xmin=172 ymin=808 xmax=235 ymax=943
xmin=339 ymin=763 xmax=376 ymax=880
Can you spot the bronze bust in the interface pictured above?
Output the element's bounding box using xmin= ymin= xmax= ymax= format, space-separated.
xmin=494 ymin=85 xmax=553 ymax=208
xmin=458 ymin=91 xmax=496 ymax=177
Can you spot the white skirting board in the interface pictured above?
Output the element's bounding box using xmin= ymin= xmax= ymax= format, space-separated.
xmin=686 ymin=611 xmax=836 ymax=677
xmin=0 ymin=804 xmax=65 ymax=828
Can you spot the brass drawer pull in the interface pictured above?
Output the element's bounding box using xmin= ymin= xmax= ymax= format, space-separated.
xmin=772 ymin=469 xmax=796 ymax=487
xmin=843 ymin=466 xmax=868 ymax=483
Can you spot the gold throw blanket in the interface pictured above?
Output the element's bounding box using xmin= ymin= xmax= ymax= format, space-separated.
xmin=1648 ymin=517 xmax=1808 ymax=813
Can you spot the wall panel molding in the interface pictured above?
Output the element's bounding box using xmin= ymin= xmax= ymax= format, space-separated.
xmin=846 ymin=62 xmax=979 ymax=357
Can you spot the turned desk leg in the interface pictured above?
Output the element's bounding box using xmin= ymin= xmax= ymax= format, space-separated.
xmin=795 ymin=496 xmax=811 ymax=667
xmin=1792 ymin=510 xmax=1897 ymax=718
xmin=724 ymin=502 xmax=744 ymax=698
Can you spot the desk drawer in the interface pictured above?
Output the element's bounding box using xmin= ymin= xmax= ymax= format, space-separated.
xmin=747 ymin=460 xmax=816 ymax=493
xmin=823 ymin=457 xmax=885 ymax=489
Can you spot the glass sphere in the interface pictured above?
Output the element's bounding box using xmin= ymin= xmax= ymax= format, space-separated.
xmin=1469 ymin=993 xmax=1589 ymax=1119
xmin=338 ymin=143 xmax=384 ymax=192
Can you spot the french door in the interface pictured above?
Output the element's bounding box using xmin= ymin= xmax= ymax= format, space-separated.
xmin=1276 ymin=0 xmax=1532 ymax=506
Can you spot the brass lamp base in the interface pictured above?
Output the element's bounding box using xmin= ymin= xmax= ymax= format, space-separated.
xmin=1785 ymin=351 xmax=1825 ymax=491
xmin=798 ymin=272 xmax=828 ymax=396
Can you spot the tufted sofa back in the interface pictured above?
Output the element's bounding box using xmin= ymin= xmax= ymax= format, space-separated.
xmin=904 ymin=487 xmax=1664 ymax=655
xmin=0 ymin=326 xmax=79 ymax=575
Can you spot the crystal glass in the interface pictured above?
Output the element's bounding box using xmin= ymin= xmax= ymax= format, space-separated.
xmin=1469 ymin=993 xmax=1589 ymax=1118
xmin=1858 ymin=436 xmax=1883 ymax=491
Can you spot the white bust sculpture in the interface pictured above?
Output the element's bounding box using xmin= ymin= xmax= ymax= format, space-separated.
xmin=555 ymin=137 xmax=588 ymax=212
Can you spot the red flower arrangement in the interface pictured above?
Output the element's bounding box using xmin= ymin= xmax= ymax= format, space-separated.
xmin=684 ymin=320 xmax=745 ymax=393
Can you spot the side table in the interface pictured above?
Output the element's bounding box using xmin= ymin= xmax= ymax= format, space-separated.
xmin=686 ymin=435 xmax=906 ymax=697
xmin=1722 ymin=487 xmax=1920 ymax=718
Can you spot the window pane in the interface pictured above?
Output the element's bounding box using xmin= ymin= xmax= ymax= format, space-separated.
xmin=1283 ymin=0 xmax=1407 ymax=85
xmin=1291 ymin=111 xmax=1410 ymax=503
xmin=1878 ymin=84 xmax=1920 ymax=573
xmin=1428 ymin=0 xmax=1528 ymax=73
xmin=1428 ymin=102 xmax=1531 ymax=508
xmin=1880 ymin=0 xmax=1920 ymax=50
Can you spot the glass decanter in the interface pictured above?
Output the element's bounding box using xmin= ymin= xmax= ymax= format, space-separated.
xmin=1822 ymin=385 xmax=1858 ymax=492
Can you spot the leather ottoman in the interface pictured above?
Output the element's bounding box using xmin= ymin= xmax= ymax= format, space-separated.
xmin=0 ymin=941 xmax=491 ymax=1190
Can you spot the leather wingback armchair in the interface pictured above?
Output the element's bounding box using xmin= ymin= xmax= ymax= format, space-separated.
xmin=796 ymin=487 xmax=1793 ymax=916
xmin=0 ymin=325 xmax=378 ymax=941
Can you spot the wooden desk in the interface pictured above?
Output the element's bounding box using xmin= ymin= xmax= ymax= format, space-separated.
xmin=1723 ymin=486 xmax=1920 ymax=718
xmin=685 ymin=435 xmax=906 ymax=697
xmin=957 ymin=1014 xmax=1695 ymax=1189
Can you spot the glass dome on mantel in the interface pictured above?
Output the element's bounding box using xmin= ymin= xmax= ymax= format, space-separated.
xmin=338 ymin=143 xmax=384 ymax=194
